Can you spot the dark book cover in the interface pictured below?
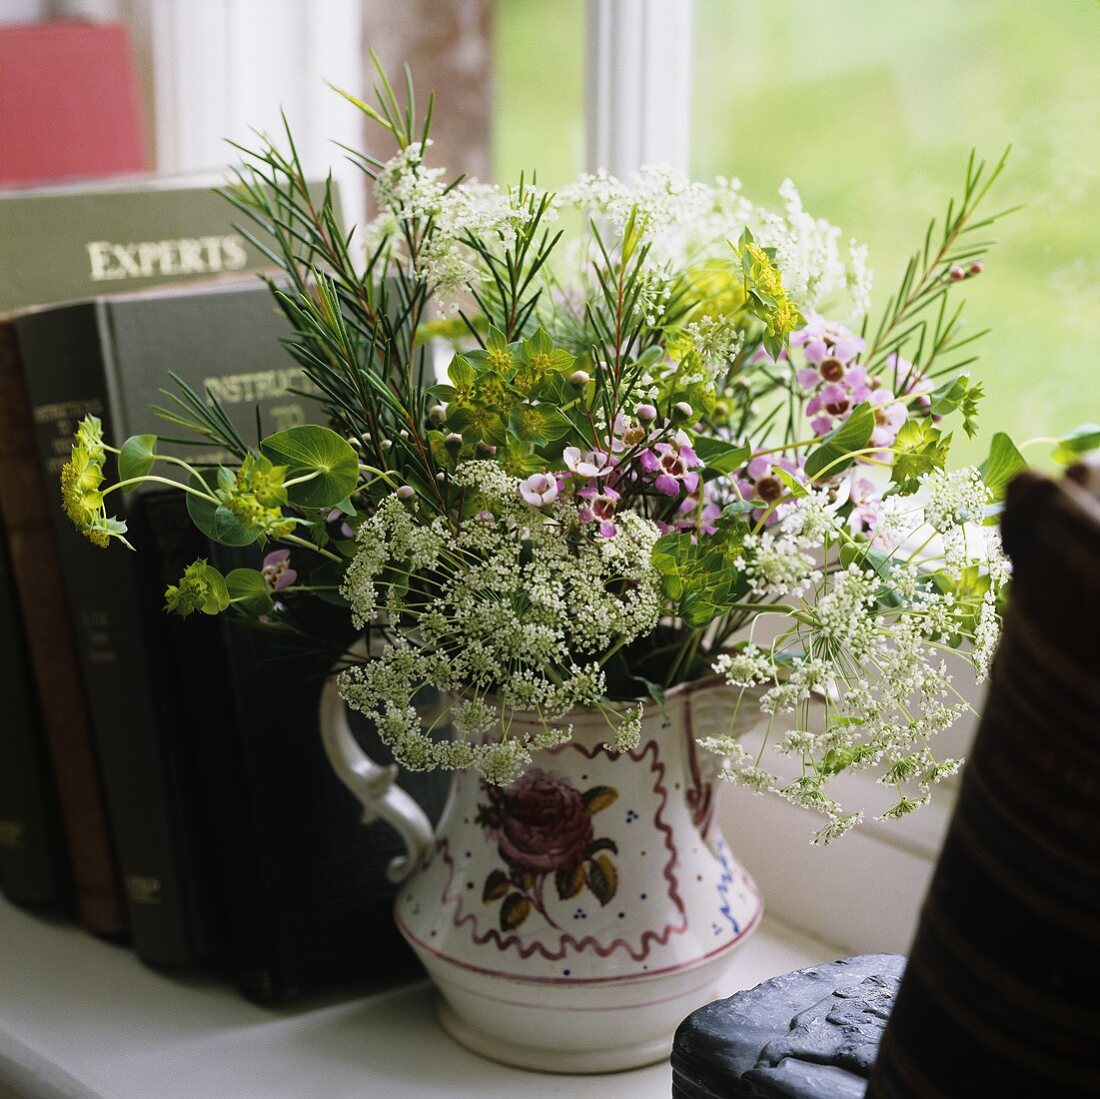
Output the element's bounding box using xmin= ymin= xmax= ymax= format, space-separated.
xmin=0 ymin=318 xmax=125 ymax=934
xmin=135 ymin=489 xmax=450 ymax=1000
xmin=13 ymin=280 xmax=316 ymax=965
xmin=0 ymin=21 xmax=146 ymax=187
xmin=0 ymin=173 xmax=337 ymax=935
xmin=0 ymin=525 xmax=72 ymax=906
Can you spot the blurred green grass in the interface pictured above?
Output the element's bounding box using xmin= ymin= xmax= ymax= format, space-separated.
xmin=496 ymin=0 xmax=1100 ymax=464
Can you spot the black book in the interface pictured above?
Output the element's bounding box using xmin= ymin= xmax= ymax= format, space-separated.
xmin=0 ymin=525 xmax=72 ymax=906
xmin=136 ymin=491 xmax=449 ymax=1000
xmin=14 ymin=280 xmax=321 ymax=965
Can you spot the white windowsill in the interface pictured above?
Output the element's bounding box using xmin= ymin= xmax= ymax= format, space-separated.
xmin=0 ymin=894 xmax=839 ymax=1099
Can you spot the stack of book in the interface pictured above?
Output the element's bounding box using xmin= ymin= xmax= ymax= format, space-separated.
xmin=0 ymin=175 xmax=448 ymax=1000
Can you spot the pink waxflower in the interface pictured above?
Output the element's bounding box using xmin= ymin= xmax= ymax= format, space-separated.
xmin=806 ymin=370 xmax=872 ymax=436
xmin=610 ymin=413 xmax=650 ymax=452
xmin=866 ymin=389 xmax=906 ymax=452
xmin=793 ymin=314 xmax=866 ymax=392
xmin=326 ymin=508 xmax=355 ymax=539
xmin=262 ymin=549 xmax=297 ymax=593
xmin=889 ymin=355 xmax=942 ymax=423
xmin=640 ymin=433 xmax=700 ymax=497
xmin=847 ymin=476 xmax=884 ymax=534
xmin=563 ymin=446 xmax=613 ymax=479
xmin=518 ymin=472 xmax=559 ymax=507
xmin=670 ymin=487 xmax=722 ymax=539
xmin=734 ymin=454 xmax=806 ymax=525
xmin=578 ymin=485 xmax=620 ymax=538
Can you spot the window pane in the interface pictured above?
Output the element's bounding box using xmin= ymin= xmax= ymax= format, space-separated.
xmin=494 ymin=0 xmax=586 ymax=187
xmin=692 ymin=0 xmax=1100 ymax=462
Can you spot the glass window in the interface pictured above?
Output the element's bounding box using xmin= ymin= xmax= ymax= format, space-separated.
xmin=494 ymin=0 xmax=586 ymax=187
xmin=691 ymin=0 xmax=1100 ymax=463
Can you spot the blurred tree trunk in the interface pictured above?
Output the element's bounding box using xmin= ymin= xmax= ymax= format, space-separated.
xmin=362 ymin=0 xmax=495 ymax=207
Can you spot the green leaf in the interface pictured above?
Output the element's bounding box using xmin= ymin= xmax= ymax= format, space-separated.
xmin=446 ymin=404 xmax=508 ymax=445
xmin=582 ymin=786 xmax=618 ymax=814
xmin=839 ymin=542 xmax=895 ymax=585
xmin=980 ymin=432 xmax=1027 ymax=502
xmin=890 ymin=419 xmax=951 ymax=495
xmin=586 ymin=854 xmax=618 ymax=906
xmin=693 ymin=436 xmax=751 ymax=476
xmin=1051 ymin=424 xmax=1100 ymax=466
xmin=499 ymin=892 xmax=531 ymax=931
xmin=804 ymin=403 xmax=874 ymax=479
xmin=117 ymin=434 xmax=157 ymax=486
xmin=199 ymin=563 xmax=230 ymax=615
xmin=519 ymin=327 xmax=574 ymax=375
xmin=508 ymin=402 xmax=571 ymax=444
xmin=775 ymin=466 xmax=808 ymax=498
xmin=448 ymin=355 xmax=476 ymax=387
xmin=260 ymin=425 xmax=359 ymax=509
xmin=930 ymin=373 xmax=983 ymax=438
xmin=187 ymin=471 xmax=259 ymax=547
xmin=640 ymin=677 xmax=666 ymax=714
xmin=482 ymin=869 xmax=509 ymax=904
xmin=225 ymin=568 xmax=274 ymax=616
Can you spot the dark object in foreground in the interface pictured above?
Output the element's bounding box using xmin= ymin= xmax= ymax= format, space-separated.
xmin=672 ymin=954 xmax=905 ymax=1098
xmin=868 ymin=463 xmax=1100 ymax=1098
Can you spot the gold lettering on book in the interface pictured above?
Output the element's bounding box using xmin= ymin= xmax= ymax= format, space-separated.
xmin=201 ymin=368 xmax=316 ymax=405
xmin=81 ymin=609 xmax=116 ymax=666
xmin=0 ymin=821 xmax=26 ymax=850
xmin=125 ymin=876 xmax=164 ymax=904
xmin=86 ymin=235 xmax=249 ymax=282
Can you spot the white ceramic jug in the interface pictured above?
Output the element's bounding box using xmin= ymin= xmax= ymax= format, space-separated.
xmin=320 ymin=662 xmax=763 ymax=1073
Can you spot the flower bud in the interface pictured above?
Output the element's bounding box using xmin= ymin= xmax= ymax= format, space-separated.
xmin=968 ymin=261 xmax=984 ymax=276
xmin=428 ymin=405 xmax=446 ymax=425
xmin=396 ymin=484 xmax=415 ymax=501
xmin=635 ymin=403 xmax=658 ymax=423
xmin=948 ymin=264 xmax=966 ymax=281
xmin=477 ymin=440 xmax=498 ymax=455
xmin=672 ymin=400 xmax=694 ymax=422
xmin=711 ymin=400 xmax=730 ymax=425
xmin=444 ymin=432 xmax=463 ymax=449
xmin=569 ymin=369 xmax=590 ymax=388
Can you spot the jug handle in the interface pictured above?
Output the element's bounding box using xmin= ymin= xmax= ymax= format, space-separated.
xmin=318 ymin=638 xmax=435 ymax=883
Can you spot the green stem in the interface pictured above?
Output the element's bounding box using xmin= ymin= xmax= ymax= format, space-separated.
xmin=101 ymin=475 xmax=216 ymax=502
xmin=281 ymin=533 xmax=342 ymax=563
xmin=282 ymin=470 xmax=321 ymax=488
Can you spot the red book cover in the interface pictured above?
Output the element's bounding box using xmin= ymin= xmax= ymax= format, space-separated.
xmin=0 ymin=21 xmax=146 ymax=187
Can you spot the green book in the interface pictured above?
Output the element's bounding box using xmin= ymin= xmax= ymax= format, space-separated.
xmin=0 ymin=174 xmax=280 ymax=314
xmin=14 ymin=280 xmax=324 ymax=964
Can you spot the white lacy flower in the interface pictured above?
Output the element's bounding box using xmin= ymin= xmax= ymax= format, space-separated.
xmin=713 ymin=644 xmax=774 ymax=687
xmin=338 ymin=461 xmax=662 ymax=785
xmin=923 ymin=467 xmax=991 ymax=532
xmin=743 ymin=531 xmax=820 ymax=597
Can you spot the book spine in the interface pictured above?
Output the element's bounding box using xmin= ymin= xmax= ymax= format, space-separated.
xmin=15 ymin=305 xmax=212 ymax=964
xmin=203 ymin=544 xmax=442 ymax=997
xmin=0 ymin=526 xmax=72 ymax=905
xmin=136 ymin=494 xmax=292 ymax=1001
xmin=0 ymin=320 xmax=125 ymax=933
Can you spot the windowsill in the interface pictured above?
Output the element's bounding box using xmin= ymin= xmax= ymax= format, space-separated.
xmin=0 ymin=894 xmax=838 ymax=1098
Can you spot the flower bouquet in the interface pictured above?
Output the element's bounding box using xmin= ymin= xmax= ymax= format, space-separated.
xmin=59 ymin=63 xmax=1097 ymax=1069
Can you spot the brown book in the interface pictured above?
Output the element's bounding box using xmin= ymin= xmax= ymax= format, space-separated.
xmin=0 ymin=319 xmax=126 ymax=934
